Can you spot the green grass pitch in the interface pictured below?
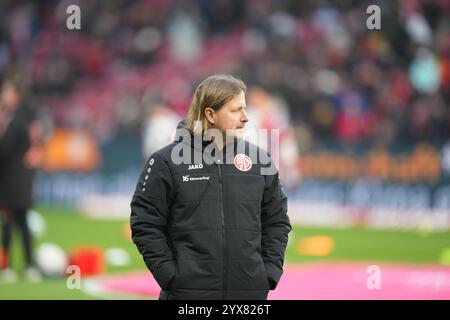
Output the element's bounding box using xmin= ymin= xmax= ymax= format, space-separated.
xmin=1 ymin=206 xmax=449 ymax=299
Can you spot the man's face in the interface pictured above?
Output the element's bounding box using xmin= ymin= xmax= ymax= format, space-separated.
xmin=208 ymin=90 xmax=249 ymax=139
xmin=1 ymin=84 xmax=20 ymax=110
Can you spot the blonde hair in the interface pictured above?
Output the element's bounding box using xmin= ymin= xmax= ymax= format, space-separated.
xmin=185 ymin=74 xmax=246 ymax=134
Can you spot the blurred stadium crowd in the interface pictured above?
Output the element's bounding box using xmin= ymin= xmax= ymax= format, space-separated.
xmin=0 ymin=0 xmax=449 ymax=151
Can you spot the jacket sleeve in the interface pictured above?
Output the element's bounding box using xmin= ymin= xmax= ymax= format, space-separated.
xmin=261 ymin=167 xmax=291 ymax=290
xmin=130 ymin=153 xmax=176 ymax=290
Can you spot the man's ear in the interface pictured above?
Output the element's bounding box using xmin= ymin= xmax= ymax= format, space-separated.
xmin=204 ymin=107 xmax=215 ymax=125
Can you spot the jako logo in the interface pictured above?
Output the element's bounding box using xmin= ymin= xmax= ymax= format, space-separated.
xmin=188 ymin=164 xmax=203 ymax=170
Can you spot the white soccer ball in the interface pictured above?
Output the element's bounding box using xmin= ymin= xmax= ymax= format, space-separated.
xmin=105 ymin=248 xmax=130 ymax=267
xmin=36 ymin=243 xmax=69 ymax=277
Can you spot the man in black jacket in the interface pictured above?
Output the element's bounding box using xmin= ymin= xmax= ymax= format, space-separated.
xmin=130 ymin=74 xmax=291 ymax=300
xmin=0 ymin=79 xmax=41 ymax=282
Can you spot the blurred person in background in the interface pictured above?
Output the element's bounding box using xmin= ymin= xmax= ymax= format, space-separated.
xmin=142 ymin=100 xmax=181 ymax=160
xmin=245 ymin=86 xmax=302 ymax=188
xmin=0 ymin=77 xmax=42 ymax=283
xmin=131 ymin=74 xmax=291 ymax=300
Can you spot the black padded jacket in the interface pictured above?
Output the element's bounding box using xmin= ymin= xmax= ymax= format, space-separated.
xmin=130 ymin=126 xmax=291 ymax=300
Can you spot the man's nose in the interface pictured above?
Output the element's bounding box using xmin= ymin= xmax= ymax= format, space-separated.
xmin=241 ymin=110 xmax=249 ymax=123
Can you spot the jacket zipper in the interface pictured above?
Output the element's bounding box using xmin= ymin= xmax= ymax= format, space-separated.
xmin=217 ymin=158 xmax=227 ymax=299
